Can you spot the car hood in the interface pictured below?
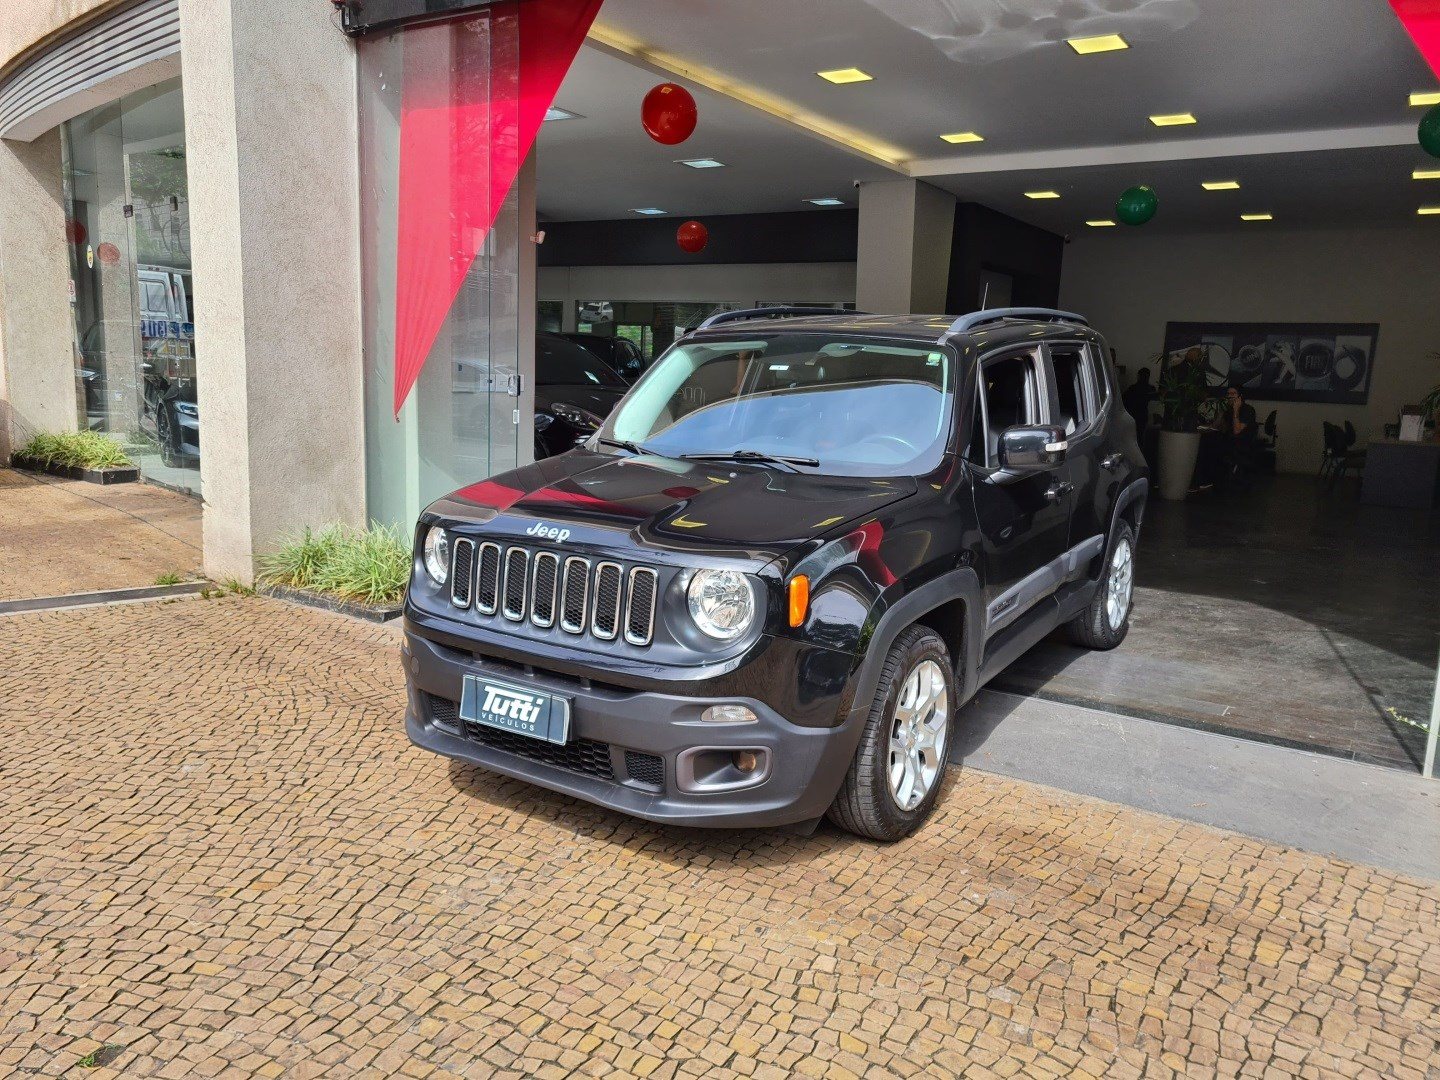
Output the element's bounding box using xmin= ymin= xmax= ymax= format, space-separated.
xmin=425 ymin=449 xmax=917 ymax=564
xmin=535 ymin=383 xmax=626 ymax=419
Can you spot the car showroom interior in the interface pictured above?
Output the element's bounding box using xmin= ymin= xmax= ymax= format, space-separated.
xmin=518 ymin=0 xmax=1440 ymax=776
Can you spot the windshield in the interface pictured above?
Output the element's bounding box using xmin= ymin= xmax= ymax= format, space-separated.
xmin=601 ymin=333 xmax=956 ymax=476
xmin=537 ymin=335 xmax=627 ymax=388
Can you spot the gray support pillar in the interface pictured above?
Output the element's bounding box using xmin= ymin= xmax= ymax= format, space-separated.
xmin=0 ymin=130 xmax=78 ymax=456
xmin=180 ymin=0 xmax=365 ymax=582
xmin=856 ymin=178 xmax=956 ymax=315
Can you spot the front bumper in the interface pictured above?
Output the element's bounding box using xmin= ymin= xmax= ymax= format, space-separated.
xmin=403 ymin=629 xmax=867 ymax=828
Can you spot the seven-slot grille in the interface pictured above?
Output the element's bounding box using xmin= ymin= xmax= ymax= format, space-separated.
xmin=451 ymin=542 xmax=659 ymax=646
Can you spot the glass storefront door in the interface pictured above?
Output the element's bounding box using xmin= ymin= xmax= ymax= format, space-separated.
xmin=61 ymin=78 xmax=199 ymax=496
xmin=358 ymin=10 xmax=525 ymax=530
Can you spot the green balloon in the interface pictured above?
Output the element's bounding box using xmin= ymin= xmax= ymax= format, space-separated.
xmin=1116 ymin=185 xmax=1158 ymax=226
xmin=1421 ymin=105 xmax=1440 ymax=159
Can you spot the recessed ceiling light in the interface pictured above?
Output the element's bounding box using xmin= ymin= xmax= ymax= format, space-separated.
xmin=629 ymin=208 xmax=667 ymax=216
xmin=1419 ymin=206 xmax=1440 ymax=216
xmin=940 ymin=132 xmax=985 ymax=144
xmin=1086 ymin=220 xmax=1118 ymax=227
xmin=1411 ymin=91 xmax=1440 ymax=107
xmin=1067 ymin=34 xmax=1129 ymax=55
xmin=1414 ymin=169 xmax=1440 ymax=181
xmin=544 ymin=106 xmax=581 ymax=122
xmin=804 ymin=197 xmax=846 ymax=207
xmin=1202 ymin=180 xmax=1241 ymax=191
xmin=1150 ymin=112 xmax=1197 ymax=127
xmin=677 ymin=158 xmax=725 ymax=169
xmin=817 ymin=68 xmax=873 ymax=84
xmin=1025 ymin=191 xmax=1061 ymax=200
xmin=1241 ymin=213 xmax=1273 ymax=222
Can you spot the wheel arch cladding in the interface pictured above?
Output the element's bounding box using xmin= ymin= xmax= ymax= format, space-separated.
xmin=848 ymin=568 xmax=983 ymax=718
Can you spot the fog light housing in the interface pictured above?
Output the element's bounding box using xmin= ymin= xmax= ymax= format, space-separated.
xmin=733 ymin=750 xmax=760 ymax=774
xmin=700 ymin=704 xmax=757 ymax=725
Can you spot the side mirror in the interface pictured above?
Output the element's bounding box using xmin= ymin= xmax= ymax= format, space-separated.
xmin=998 ymin=425 xmax=1067 ymax=472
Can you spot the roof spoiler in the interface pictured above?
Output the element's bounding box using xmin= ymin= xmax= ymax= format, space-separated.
xmin=942 ymin=307 xmax=1089 ymax=339
xmin=693 ymin=306 xmax=867 ymax=333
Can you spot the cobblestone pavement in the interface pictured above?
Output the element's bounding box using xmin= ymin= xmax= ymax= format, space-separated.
xmin=2 ymin=595 xmax=1437 ymax=1079
xmin=0 ymin=468 xmax=202 ymax=601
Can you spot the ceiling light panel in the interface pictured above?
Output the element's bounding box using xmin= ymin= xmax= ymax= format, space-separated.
xmin=544 ymin=107 xmax=581 ymax=122
xmin=1411 ymin=91 xmax=1440 ymax=107
xmin=677 ymin=158 xmax=725 ymax=169
xmin=817 ymin=68 xmax=872 ymax=84
xmin=630 ymin=208 xmax=667 ymax=216
xmin=1086 ymin=220 xmax=1117 ymax=227
xmin=1240 ymin=213 xmax=1273 ymax=222
xmin=804 ymin=198 xmax=846 ymax=206
xmin=1202 ymin=180 xmax=1241 ymax=191
xmin=1420 ymin=206 xmax=1440 ymax=216
xmin=1067 ymin=34 xmax=1128 ymax=55
xmin=940 ymin=132 xmax=984 ymax=144
xmin=1414 ymin=169 xmax=1440 ymax=181
xmin=1149 ymin=113 xmax=1197 ymax=127
xmin=1025 ymin=191 xmax=1061 ymax=200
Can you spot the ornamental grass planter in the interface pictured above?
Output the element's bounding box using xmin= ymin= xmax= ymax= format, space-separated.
xmin=259 ymin=583 xmax=404 ymax=624
xmin=11 ymin=453 xmax=138 ymax=485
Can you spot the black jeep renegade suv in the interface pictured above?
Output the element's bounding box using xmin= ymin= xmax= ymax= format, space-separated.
xmin=402 ymin=307 xmax=1148 ymax=840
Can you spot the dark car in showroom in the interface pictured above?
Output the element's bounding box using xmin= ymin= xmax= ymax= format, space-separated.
xmin=533 ymin=331 xmax=629 ymax=460
xmin=563 ymin=332 xmax=647 ymax=383
xmin=404 ymin=308 xmax=1147 ymax=840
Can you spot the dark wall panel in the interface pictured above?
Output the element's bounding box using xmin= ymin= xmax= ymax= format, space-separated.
xmin=946 ymin=203 xmax=1065 ymax=315
xmin=538 ymin=210 xmax=859 ymax=267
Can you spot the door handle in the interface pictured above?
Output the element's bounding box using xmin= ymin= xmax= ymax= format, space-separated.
xmin=1045 ymin=481 xmax=1074 ymax=501
xmin=1101 ymin=453 xmax=1125 ymax=472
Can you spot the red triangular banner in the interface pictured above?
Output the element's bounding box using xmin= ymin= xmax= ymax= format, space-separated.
xmin=392 ymin=0 xmax=604 ymax=417
xmin=1391 ymin=0 xmax=1440 ymax=76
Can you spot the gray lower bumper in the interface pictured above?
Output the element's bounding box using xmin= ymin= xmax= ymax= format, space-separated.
xmin=403 ymin=630 xmax=865 ymax=828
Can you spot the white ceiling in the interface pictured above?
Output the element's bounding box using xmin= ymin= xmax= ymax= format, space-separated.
xmin=537 ymin=0 xmax=1440 ymax=233
xmin=537 ymin=47 xmax=894 ymax=221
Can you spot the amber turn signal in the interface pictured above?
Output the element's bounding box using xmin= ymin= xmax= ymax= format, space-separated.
xmin=787 ymin=575 xmax=810 ymax=628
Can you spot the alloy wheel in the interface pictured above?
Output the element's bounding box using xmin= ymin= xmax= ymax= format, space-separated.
xmin=886 ymin=658 xmax=950 ymax=811
xmin=1106 ymin=537 xmax=1134 ymax=630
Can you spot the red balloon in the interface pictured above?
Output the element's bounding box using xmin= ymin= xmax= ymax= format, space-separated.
xmin=97 ymin=242 xmax=121 ymax=266
xmin=641 ymin=83 xmax=697 ymax=145
xmin=64 ymin=218 xmax=87 ymax=246
xmin=677 ymin=220 xmax=708 ymax=254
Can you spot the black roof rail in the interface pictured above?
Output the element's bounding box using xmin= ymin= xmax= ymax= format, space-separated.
xmin=942 ymin=307 xmax=1089 ymax=339
xmin=693 ymin=306 xmax=865 ymax=333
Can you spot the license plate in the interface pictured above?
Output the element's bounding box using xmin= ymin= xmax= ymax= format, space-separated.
xmin=459 ymin=675 xmax=571 ymax=745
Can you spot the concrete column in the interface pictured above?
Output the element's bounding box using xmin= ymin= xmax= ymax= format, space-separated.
xmin=0 ymin=130 xmax=78 ymax=456
xmin=856 ymin=178 xmax=956 ymax=315
xmin=180 ymin=0 xmax=365 ymax=582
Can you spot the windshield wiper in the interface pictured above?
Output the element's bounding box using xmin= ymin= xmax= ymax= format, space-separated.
xmin=596 ymin=437 xmax=652 ymax=456
xmin=678 ymin=449 xmax=820 ymax=473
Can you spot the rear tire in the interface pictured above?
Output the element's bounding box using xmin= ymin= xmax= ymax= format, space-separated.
xmin=1066 ymin=520 xmax=1135 ymax=650
xmin=827 ymin=625 xmax=956 ymax=842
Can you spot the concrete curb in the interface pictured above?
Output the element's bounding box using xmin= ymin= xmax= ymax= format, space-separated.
xmin=11 ymin=454 xmax=139 ymax=485
xmin=259 ymin=584 xmax=404 ymax=624
xmin=0 ymin=581 xmax=207 ymax=616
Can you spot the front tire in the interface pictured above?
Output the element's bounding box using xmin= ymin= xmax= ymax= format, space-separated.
xmin=827 ymin=625 xmax=957 ymax=842
xmin=1066 ymin=520 xmax=1135 ymax=649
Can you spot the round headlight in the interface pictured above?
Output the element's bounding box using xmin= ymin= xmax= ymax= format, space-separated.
xmin=423 ymin=526 xmax=450 ymax=586
xmin=686 ymin=569 xmax=756 ymax=641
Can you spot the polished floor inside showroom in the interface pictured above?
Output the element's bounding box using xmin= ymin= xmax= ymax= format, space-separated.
xmin=993 ymin=474 xmax=1439 ymax=771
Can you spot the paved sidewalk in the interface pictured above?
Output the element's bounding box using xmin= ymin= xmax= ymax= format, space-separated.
xmin=1 ymin=595 xmax=1437 ymax=1078
xmin=0 ymin=468 xmax=202 ymax=600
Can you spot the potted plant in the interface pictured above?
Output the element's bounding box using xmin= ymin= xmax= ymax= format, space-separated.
xmin=1154 ymin=350 xmax=1212 ymax=500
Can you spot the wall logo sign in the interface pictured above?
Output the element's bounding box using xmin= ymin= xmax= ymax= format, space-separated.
xmin=1162 ymin=321 xmax=1380 ymax=405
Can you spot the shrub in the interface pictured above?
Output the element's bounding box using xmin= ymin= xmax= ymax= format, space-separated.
xmin=19 ymin=431 xmax=133 ymax=470
xmin=259 ymin=524 xmax=409 ymax=606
